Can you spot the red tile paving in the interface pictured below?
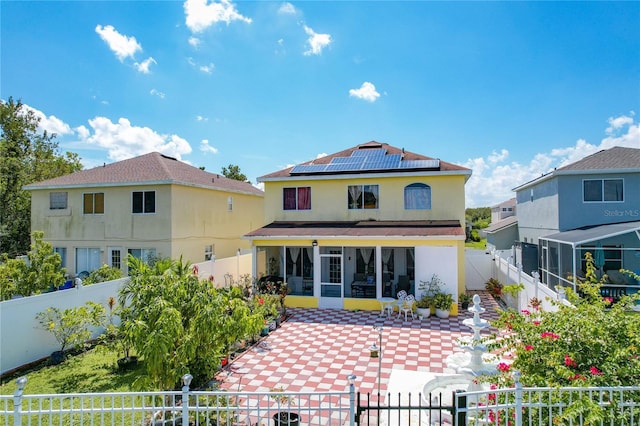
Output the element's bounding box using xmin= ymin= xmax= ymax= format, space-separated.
xmin=216 ymin=292 xmax=501 ymax=396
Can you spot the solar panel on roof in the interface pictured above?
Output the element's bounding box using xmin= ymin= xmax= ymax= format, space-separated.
xmin=290 ymin=164 xmax=328 ymax=174
xmin=351 ymin=148 xmax=386 ymax=157
xmin=399 ymin=159 xmax=440 ymax=169
xmin=363 ymin=154 xmax=402 ymax=170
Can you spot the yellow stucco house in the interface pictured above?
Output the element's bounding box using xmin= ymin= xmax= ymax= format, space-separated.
xmin=244 ymin=141 xmax=471 ymax=314
xmin=24 ymin=152 xmax=264 ymax=276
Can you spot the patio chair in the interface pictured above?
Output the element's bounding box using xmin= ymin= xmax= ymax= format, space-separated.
xmin=400 ymin=294 xmax=416 ymax=321
xmin=394 ymin=290 xmax=407 ymax=314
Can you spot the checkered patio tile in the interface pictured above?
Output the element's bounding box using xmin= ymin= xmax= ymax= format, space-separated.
xmin=216 ymin=291 xmax=501 ymax=396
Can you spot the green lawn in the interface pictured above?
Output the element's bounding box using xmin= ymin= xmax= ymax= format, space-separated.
xmin=0 ymin=348 xmax=143 ymax=395
xmin=465 ymin=238 xmax=487 ymax=250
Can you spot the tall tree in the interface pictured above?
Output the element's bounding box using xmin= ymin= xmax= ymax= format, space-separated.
xmin=221 ymin=164 xmax=249 ymax=183
xmin=0 ymin=97 xmax=82 ymax=256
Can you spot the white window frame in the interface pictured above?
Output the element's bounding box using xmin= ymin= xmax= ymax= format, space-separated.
xmin=83 ymin=192 xmax=104 ymax=215
xmin=76 ymin=247 xmax=101 ymax=274
xmin=583 ymin=179 xmax=624 ymax=203
xmin=205 ymin=244 xmax=214 ymax=261
xmin=49 ymin=192 xmax=68 ymax=210
xmin=132 ymin=191 xmax=156 ymax=214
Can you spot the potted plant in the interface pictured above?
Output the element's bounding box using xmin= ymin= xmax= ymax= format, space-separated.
xmin=459 ymin=293 xmax=472 ymax=310
xmin=416 ymin=274 xmax=445 ymax=318
xmin=415 ymin=295 xmax=433 ymax=318
xmin=433 ymin=292 xmax=454 ymax=319
xmin=270 ymin=387 xmax=299 ymax=425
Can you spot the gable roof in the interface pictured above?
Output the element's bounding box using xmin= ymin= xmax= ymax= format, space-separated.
xmin=484 ymin=215 xmax=518 ymax=233
xmin=514 ymin=146 xmax=640 ymax=191
xmin=24 ymin=152 xmax=264 ymax=196
xmin=491 ymin=197 xmax=516 ymax=210
xmin=258 ymin=141 xmax=471 ymax=181
xmin=557 ymin=146 xmax=640 ymax=172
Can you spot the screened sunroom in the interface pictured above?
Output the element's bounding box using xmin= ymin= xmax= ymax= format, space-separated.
xmin=538 ymin=221 xmax=640 ymax=294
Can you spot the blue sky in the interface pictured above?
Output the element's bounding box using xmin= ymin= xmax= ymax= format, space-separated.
xmin=1 ymin=1 xmax=639 ymax=207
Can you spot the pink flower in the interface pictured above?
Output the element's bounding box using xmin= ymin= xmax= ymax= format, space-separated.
xmin=603 ymin=297 xmax=613 ymax=304
xmin=569 ymin=373 xmax=585 ymax=381
xmin=524 ymin=345 xmax=534 ymax=351
xmin=521 ymin=309 xmax=531 ymax=316
xmin=258 ymin=298 xmax=264 ymax=305
xmin=590 ymin=366 xmax=603 ymax=375
xmin=497 ymin=362 xmax=511 ymax=372
xmin=533 ymin=321 xmax=540 ymax=326
xmin=564 ymin=354 xmax=577 ymax=368
xmin=540 ymin=331 xmax=559 ymax=340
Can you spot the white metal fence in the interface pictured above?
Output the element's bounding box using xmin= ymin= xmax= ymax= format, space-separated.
xmin=455 ymin=374 xmax=640 ymax=426
xmin=1 ymin=374 xmax=356 ymax=426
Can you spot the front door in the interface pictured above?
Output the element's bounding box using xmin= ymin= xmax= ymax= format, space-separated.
xmin=108 ymin=247 xmax=123 ymax=273
xmin=319 ymin=247 xmax=343 ymax=308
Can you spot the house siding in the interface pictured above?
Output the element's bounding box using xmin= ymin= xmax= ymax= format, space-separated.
xmin=264 ymin=174 xmax=466 ymax=224
xmin=558 ymin=173 xmax=640 ymax=231
xmin=516 ymin=178 xmax=560 ymax=244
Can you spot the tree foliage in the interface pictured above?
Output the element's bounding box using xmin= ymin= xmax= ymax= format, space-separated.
xmin=36 ymin=301 xmax=105 ymax=353
xmin=0 ymin=231 xmax=67 ymax=300
xmin=465 ymin=207 xmax=490 ymax=227
xmin=483 ymin=252 xmax=640 ymax=423
xmin=0 ymin=97 xmax=82 ymax=257
xmin=119 ymin=255 xmax=264 ymax=390
xmin=83 ymin=264 xmax=123 ymax=285
xmin=221 ymin=164 xmax=249 ymax=183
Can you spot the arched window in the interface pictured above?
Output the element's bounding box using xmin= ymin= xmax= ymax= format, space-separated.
xmin=404 ymin=183 xmax=431 ymax=210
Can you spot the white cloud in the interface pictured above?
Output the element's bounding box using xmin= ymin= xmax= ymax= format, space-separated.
xmin=316 ymin=152 xmax=327 ymax=159
xmin=462 ymin=113 xmax=640 ymax=207
xmin=196 ymin=115 xmax=209 ymax=121
xmin=187 ymin=57 xmax=215 ymax=73
xmin=199 ymin=63 xmax=215 ymax=74
xmin=487 ymin=149 xmax=509 ymax=164
xmin=135 ymin=57 xmax=156 ymax=74
xmin=200 ymin=139 xmax=219 ymax=154
xmin=188 ymin=36 xmax=201 ymax=48
xmin=24 ymin=104 xmax=73 ymax=136
xmin=303 ymin=25 xmax=331 ymax=56
xmin=150 ymin=89 xmax=165 ymax=99
xmin=606 ymin=113 xmax=634 ymax=134
xmin=95 ymin=25 xmax=142 ymax=61
xmin=184 ymin=0 xmax=251 ymax=33
xmin=80 ymin=116 xmax=192 ymax=162
xmin=348 ymin=82 xmax=380 ymax=103
xmin=278 ymin=2 xmax=296 ymax=15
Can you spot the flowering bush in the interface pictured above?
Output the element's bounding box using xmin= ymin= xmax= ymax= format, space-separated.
xmin=480 ymin=252 xmax=640 ymax=423
xmin=484 ymin=278 xmax=503 ymax=297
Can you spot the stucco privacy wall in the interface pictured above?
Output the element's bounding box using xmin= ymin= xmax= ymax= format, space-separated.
xmin=0 ymin=279 xmax=127 ymax=375
xmin=0 ymin=255 xmax=255 ymax=376
xmin=415 ymin=245 xmax=458 ymax=300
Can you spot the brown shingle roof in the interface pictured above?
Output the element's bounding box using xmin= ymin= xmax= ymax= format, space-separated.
xmin=258 ymin=141 xmax=470 ymax=180
xmin=244 ymin=220 xmax=465 ymax=239
xmin=557 ymin=146 xmax=640 ymax=171
xmin=24 ymin=152 xmax=264 ymax=196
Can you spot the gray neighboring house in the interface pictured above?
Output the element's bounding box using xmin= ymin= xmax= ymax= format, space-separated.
xmin=512 ymin=146 xmax=640 ymax=291
xmin=484 ymin=215 xmax=518 ymax=252
xmin=485 ymin=198 xmax=518 ymax=252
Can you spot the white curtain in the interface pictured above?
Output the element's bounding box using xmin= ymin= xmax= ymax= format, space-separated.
xmin=289 ymin=247 xmax=300 ymax=276
xmin=360 ymin=248 xmax=373 ymax=272
xmin=382 ymin=249 xmax=393 ymax=272
xmin=349 ymin=186 xmax=362 ymax=207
